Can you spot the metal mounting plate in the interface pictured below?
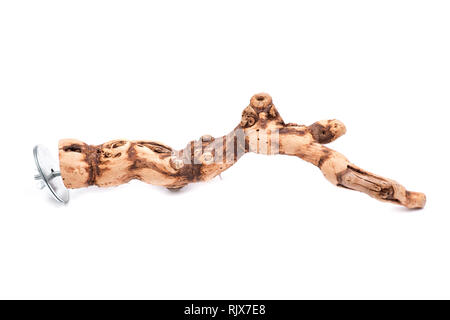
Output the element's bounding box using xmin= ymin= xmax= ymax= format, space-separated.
xmin=33 ymin=145 xmax=69 ymax=204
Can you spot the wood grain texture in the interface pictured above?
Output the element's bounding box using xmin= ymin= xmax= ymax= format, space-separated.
xmin=59 ymin=93 xmax=426 ymax=209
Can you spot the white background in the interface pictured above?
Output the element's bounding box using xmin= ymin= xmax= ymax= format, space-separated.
xmin=0 ymin=1 xmax=449 ymax=299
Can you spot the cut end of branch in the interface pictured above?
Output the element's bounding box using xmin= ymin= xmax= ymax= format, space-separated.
xmin=308 ymin=120 xmax=347 ymax=144
xmin=405 ymin=191 xmax=427 ymax=209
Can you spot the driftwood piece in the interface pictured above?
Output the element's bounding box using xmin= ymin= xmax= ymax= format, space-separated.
xmin=59 ymin=93 xmax=426 ymax=209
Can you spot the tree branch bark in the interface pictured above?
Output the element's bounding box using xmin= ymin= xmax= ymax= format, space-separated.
xmin=59 ymin=93 xmax=426 ymax=209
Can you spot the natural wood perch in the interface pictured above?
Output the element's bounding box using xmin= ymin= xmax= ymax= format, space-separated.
xmin=59 ymin=93 xmax=426 ymax=209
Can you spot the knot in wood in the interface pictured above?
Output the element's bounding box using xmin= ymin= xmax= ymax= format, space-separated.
xmin=200 ymin=152 xmax=214 ymax=164
xmin=170 ymin=157 xmax=184 ymax=170
xmin=240 ymin=105 xmax=258 ymax=128
xmin=250 ymin=93 xmax=272 ymax=110
xmin=200 ymin=135 xmax=214 ymax=142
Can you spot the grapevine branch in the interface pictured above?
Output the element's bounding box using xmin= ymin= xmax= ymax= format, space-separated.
xmin=59 ymin=93 xmax=426 ymax=208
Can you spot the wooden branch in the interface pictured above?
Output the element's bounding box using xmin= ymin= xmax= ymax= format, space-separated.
xmin=59 ymin=93 xmax=426 ymax=209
